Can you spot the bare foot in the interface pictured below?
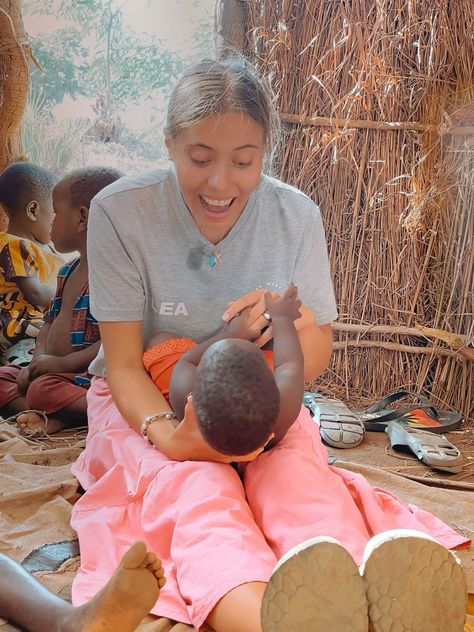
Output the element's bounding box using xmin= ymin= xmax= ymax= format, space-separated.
xmin=16 ymin=411 xmax=64 ymax=436
xmin=62 ymin=541 xmax=165 ymax=632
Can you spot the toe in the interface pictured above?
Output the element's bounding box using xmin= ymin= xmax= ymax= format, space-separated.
xmin=120 ymin=541 xmax=148 ymax=569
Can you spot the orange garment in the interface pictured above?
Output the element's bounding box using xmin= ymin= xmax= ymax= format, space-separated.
xmin=142 ymin=336 xmax=274 ymax=403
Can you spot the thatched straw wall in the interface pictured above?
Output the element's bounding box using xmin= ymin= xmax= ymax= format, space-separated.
xmin=243 ymin=1 xmax=473 ymax=420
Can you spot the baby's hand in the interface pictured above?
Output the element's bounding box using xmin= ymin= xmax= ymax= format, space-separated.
xmin=224 ymin=307 xmax=258 ymax=341
xmin=264 ymin=284 xmax=302 ymax=322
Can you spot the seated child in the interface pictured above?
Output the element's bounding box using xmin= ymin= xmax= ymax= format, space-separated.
xmin=142 ymin=284 xmax=304 ymax=456
xmin=0 ymin=166 xmax=122 ymax=435
xmin=0 ymin=162 xmax=63 ymax=353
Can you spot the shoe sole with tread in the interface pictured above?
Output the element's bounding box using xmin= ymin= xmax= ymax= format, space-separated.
xmin=361 ymin=529 xmax=467 ymax=632
xmin=261 ymin=536 xmax=368 ymax=632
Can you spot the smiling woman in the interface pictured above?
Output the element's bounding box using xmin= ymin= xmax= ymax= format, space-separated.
xmin=69 ymin=57 xmax=468 ymax=632
xmin=166 ymin=111 xmax=264 ymax=244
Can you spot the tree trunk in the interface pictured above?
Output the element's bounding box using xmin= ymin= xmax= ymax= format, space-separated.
xmin=0 ymin=0 xmax=30 ymax=230
xmin=215 ymin=0 xmax=246 ymax=57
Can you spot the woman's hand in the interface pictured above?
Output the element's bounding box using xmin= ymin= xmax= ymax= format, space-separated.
xmin=222 ymin=288 xmax=277 ymax=346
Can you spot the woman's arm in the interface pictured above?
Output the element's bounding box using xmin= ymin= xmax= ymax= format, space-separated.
xmin=100 ymin=320 xmax=245 ymax=463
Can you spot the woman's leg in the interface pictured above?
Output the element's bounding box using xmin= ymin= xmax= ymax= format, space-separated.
xmin=0 ymin=542 xmax=165 ymax=632
xmin=72 ymin=378 xmax=276 ymax=632
xmin=207 ymin=582 xmax=267 ymax=632
xmin=242 ymin=406 xmax=468 ymax=565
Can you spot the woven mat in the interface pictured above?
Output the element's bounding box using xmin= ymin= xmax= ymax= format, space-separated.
xmin=0 ymin=419 xmax=472 ymax=631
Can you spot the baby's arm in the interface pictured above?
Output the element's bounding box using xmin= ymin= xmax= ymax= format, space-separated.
xmin=264 ymin=285 xmax=305 ymax=447
xmin=169 ymin=310 xmax=257 ymax=420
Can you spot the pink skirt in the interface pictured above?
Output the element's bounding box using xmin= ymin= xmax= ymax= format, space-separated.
xmin=71 ymin=377 xmax=469 ymax=630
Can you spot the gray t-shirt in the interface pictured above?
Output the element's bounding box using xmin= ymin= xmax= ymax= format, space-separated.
xmin=88 ymin=168 xmax=338 ymax=376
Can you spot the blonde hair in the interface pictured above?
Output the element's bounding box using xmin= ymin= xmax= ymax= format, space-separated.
xmin=165 ymin=58 xmax=280 ymax=164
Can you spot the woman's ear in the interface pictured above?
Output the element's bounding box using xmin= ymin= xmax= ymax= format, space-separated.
xmin=26 ymin=200 xmax=40 ymax=221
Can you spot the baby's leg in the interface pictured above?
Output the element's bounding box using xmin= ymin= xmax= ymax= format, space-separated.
xmin=0 ymin=542 xmax=165 ymax=632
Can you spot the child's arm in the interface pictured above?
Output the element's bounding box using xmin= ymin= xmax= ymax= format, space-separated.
xmin=169 ymin=309 xmax=257 ymax=420
xmin=264 ymin=285 xmax=305 ymax=448
xmin=15 ymin=275 xmax=55 ymax=308
xmin=27 ymin=341 xmax=101 ymax=382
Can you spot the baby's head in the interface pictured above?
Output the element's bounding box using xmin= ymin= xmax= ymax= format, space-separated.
xmin=0 ymin=162 xmax=57 ymax=243
xmin=51 ymin=166 xmax=123 ymax=253
xmin=192 ymin=339 xmax=279 ymax=456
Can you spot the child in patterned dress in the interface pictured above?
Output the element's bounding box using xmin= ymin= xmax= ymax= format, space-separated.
xmin=0 ymin=162 xmax=63 ymax=354
xmin=0 ymin=166 xmax=122 ymax=435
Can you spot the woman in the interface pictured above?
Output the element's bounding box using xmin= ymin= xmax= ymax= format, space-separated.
xmin=71 ymin=58 xmax=468 ymax=632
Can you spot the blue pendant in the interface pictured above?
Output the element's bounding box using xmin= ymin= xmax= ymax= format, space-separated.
xmin=209 ymin=254 xmax=216 ymax=267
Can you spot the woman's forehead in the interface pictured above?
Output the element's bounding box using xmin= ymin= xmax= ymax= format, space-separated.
xmin=177 ymin=111 xmax=265 ymax=150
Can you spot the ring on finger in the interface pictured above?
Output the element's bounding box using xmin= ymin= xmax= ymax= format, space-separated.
xmin=262 ymin=311 xmax=272 ymax=322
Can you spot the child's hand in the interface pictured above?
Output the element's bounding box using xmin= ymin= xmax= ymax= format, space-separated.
xmin=16 ymin=367 xmax=30 ymax=394
xmin=264 ymin=284 xmax=302 ymax=322
xmin=28 ymin=355 xmax=66 ymax=380
xmin=224 ymin=307 xmax=259 ymax=341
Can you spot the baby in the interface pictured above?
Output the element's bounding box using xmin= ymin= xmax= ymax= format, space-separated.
xmin=143 ymin=285 xmax=304 ymax=456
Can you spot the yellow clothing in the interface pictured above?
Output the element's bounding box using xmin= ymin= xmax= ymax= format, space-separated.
xmin=0 ymin=232 xmax=63 ymax=350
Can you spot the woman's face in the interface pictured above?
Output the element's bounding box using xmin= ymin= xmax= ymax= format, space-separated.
xmin=167 ymin=111 xmax=265 ymax=241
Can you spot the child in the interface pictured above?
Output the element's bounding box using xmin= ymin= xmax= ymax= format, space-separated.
xmin=0 ymin=162 xmax=63 ymax=354
xmin=142 ymin=284 xmax=304 ymax=456
xmin=0 ymin=166 xmax=122 ymax=435
xmin=0 ymin=541 xmax=165 ymax=632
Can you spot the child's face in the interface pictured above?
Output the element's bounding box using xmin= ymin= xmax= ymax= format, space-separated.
xmin=51 ymin=180 xmax=80 ymax=253
xmin=32 ymin=195 xmax=55 ymax=244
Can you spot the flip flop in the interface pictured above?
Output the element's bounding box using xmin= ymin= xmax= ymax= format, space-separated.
xmin=303 ymin=391 xmax=365 ymax=448
xmin=357 ymin=389 xmax=463 ymax=433
xmin=385 ymin=421 xmax=463 ymax=474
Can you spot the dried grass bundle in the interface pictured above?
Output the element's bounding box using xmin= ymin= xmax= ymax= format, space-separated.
xmin=244 ymin=0 xmax=474 ymax=421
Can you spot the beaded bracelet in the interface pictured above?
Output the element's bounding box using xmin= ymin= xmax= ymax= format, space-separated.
xmin=141 ymin=411 xmax=177 ymax=445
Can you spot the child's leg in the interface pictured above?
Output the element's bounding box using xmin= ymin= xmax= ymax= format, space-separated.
xmin=18 ymin=373 xmax=90 ymax=435
xmin=0 ymin=365 xmax=28 ymax=416
xmin=0 ymin=542 xmax=165 ymax=632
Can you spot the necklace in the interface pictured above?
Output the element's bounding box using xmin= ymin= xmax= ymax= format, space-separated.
xmin=208 ymin=229 xmax=227 ymax=268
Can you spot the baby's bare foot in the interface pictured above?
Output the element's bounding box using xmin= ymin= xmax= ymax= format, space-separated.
xmin=62 ymin=541 xmax=165 ymax=632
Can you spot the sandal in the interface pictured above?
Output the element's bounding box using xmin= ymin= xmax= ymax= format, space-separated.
xmin=303 ymin=392 xmax=365 ymax=449
xmin=357 ymin=389 xmax=463 ymax=433
xmin=5 ymin=409 xmax=49 ymax=438
xmin=385 ymin=421 xmax=463 ymax=474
